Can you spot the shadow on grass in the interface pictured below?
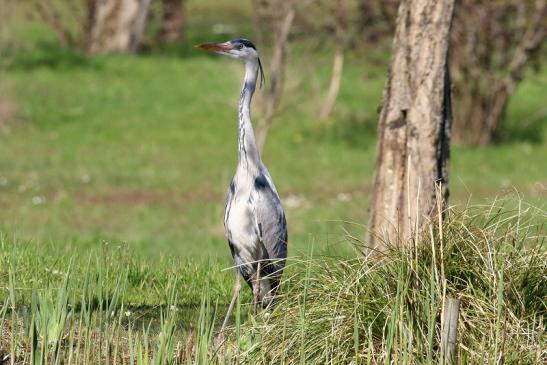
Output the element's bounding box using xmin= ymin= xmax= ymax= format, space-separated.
xmin=7 ymin=42 xmax=103 ymax=71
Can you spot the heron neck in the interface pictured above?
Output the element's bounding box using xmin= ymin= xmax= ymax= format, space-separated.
xmin=237 ymin=60 xmax=261 ymax=171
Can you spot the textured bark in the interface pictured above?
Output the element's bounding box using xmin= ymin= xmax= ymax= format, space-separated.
xmin=88 ymin=0 xmax=152 ymax=54
xmin=158 ymin=0 xmax=185 ymax=43
xmin=368 ymin=0 xmax=454 ymax=249
xmin=357 ymin=0 xmax=545 ymax=147
xmin=254 ymin=0 xmax=295 ymax=153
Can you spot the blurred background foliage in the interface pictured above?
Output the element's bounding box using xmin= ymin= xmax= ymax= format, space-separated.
xmin=0 ymin=0 xmax=545 ymax=259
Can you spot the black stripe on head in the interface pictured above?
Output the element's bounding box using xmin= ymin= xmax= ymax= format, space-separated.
xmin=231 ymin=38 xmax=257 ymax=50
xmin=230 ymin=38 xmax=265 ymax=88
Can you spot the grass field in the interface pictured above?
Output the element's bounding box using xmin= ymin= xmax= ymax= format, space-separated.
xmin=1 ymin=204 xmax=545 ymax=363
xmin=1 ymin=32 xmax=545 ymax=258
xmin=0 ymin=1 xmax=546 ymax=363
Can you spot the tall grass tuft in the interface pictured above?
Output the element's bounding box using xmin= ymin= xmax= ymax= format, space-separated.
xmin=240 ymin=203 xmax=546 ymax=364
xmin=30 ymin=263 xmax=72 ymax=364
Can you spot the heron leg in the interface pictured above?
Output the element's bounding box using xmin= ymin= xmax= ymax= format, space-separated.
xmin=219 ymin=270 xmax=241 ymax=337
xmin=253 ymin=261 xmax=261 ymax=314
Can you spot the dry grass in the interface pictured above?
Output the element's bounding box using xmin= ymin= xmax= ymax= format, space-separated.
xmin=233 ymin=202 xmax=546 ymax=364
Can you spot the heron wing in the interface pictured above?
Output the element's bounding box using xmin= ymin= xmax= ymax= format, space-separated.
xmin=223 ymin=180 xmax=235 ymax=229
xmin=252 ymin=171 xmax=288 ymax=275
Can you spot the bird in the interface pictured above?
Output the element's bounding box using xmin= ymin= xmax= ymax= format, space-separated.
xmin=195 ymin=38 xmax=288 ymax=333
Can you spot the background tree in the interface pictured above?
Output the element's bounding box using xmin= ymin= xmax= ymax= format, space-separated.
xmin=357 ymin=0 xmax=546 ymax=147
xmin=157 ymin=0 xmax=185 ymax=43
xmin=88 ymin=0 xmax=152 ymax=54
xmin=252 ymin=0 xmax=296 ymax=153
xmin=319 ymin=0 xmax=351 ymax=120
xmin=26 ymin=0 xmax=153 ymax=54
xmin=357 ymin=0 xmax=398 ymax=43
xmin=368 ymin=0 xmax=454 ymax=248
xmin=27 ymin=0 xmax=92 ymax=49
xmin=450 ymin=0 xmax=547 ymax=146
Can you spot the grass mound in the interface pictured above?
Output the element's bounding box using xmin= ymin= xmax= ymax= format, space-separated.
xmin=240 ymin=204 xmax=546 ymax=364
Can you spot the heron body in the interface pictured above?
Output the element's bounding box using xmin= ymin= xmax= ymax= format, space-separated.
xmin=196 ymin=38 xmax=287 ymax=330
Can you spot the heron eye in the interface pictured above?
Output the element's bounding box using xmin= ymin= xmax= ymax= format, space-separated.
xmin=237 ymin=44 xmax=244 ymax=50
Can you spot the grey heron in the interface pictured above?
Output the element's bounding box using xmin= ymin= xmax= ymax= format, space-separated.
xmin=196 ymin=39 xmax=288 ymax=333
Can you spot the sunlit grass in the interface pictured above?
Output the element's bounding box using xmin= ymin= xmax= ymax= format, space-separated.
xmin=0 ymin=3 xmax=546 ymax=363
xmin=235 ymin=201 xmax=546 ymax=364
xmin=1 ymin=45 xmax=546 ymax=259
xmin=1 ymin=202 xmax=545 ymax=363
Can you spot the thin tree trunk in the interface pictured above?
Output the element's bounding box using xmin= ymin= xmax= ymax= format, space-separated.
xmin=82 ymin=0 xmax=98 ymax=50
xmin=320 ymin=44 xmax=344 ymax=120
xmin=451 ymin=0 xmax=546 ymax=146
xmin=158 ymin=0 xmax=185 ymax=43
xmin=368 ymin=0 xmax=455 ymax=249
xmin=31 ymin=0 xmax=75 ymax=47
xmin=250 ymin=0 xmax=266 ymax=48
xmin=319 ymin=0 xmax=349 ymax=121
xmin=480 ymin=0 xmax=546 ymax=145
xmin=256 ymin=3 xmax=295 ymax=153
xmin=88 ymin=0 xmax=152 ymax=54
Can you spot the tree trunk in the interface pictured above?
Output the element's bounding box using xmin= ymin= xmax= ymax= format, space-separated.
xmin=451 ymin=0 xmax=546 ymax=146
xmin=479 ymin=0 xmax=546 ymax=145
xmin=319 ymin=0 xmax=349 ymax=121
xmin=320 ymin=45 xmax=344 ymax=120
xmin=158 ymin=0 xmax=185 ymax=43
xmin=368 ymin=0 xmax=454 ymax=249
xmin=31 ymin=0 xmax=75 ymax=47
xmin=255 ymin=1 xmax=295 ymax=153
xmin=88 ymin=0 xmax=152 ymax=54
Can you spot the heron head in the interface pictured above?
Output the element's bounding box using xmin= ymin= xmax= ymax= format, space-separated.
xmin=196 ymin=38 xmax=265 ymax=86
xmin=196 ymin=38 xmax=259 ymax=61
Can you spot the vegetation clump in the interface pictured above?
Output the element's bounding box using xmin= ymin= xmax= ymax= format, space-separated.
xmin=238 ymin=204 xmax=546 ymax=364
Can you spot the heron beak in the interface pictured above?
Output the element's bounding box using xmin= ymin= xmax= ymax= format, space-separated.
xmin=195 ymin=42 xmax=235 ymax=53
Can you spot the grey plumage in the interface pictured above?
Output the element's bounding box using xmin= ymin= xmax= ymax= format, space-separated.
xmin=196 ymin=38 xmax=287 ymax=333
xmin=222 ymin=41 xmax=287 ymax=306
xmin=225 ymin=168 xmax=287 ymax=304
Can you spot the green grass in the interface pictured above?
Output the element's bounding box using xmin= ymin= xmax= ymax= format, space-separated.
xmin=0 ymin=235 xmax=233 ymax=363
xmin=1 ymin=202 xmax=545 ymax=363
xmin=0 ymin=4 xmax=545 ymax=260
xmin=1 ymin=42 xmax=546 ymax=258
xmin=1 ymin=0 xmax=546 ymax=258
xmin=0 ymin=2 xmax=546 ymax=363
